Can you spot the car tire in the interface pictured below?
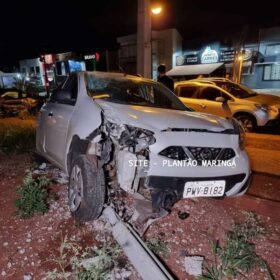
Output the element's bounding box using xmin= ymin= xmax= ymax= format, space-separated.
xmin=235 ymin=114 xmax=256 ymax=132
xmin=68 ymin=154 xmax=105 ymax=222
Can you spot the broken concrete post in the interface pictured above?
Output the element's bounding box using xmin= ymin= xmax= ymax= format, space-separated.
xmin=102 ymin=206 xmax=174 ymax=280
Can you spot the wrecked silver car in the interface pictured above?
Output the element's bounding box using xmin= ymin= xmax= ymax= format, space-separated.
xmin=36 ymin=72 xmax=251 ymax=224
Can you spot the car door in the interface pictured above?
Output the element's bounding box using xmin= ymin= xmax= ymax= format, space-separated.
xmin=176 ymin=84 xmax=201 ymax=111
xmin=44 ymin=74 xmax=78 ymax=167
xmin=197 ymin=85 xmax=233 ymax=117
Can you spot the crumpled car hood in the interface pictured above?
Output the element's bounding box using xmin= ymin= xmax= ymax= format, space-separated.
xmin=95 ymin=100 xmax=233 ymax=132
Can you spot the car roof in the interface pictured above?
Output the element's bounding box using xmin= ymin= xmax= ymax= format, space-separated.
xmin=78 ymin=71 xmax=156 ymax=84
xmin=175 ymin=77 xmax=232 ymax=86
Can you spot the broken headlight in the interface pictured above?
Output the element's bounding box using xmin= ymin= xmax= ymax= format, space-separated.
xmin=119 ymin=125 xmax=156 ymax=151
xmin=232 ymin=118 xmax=245 ymax=150
xmin=159 ymin=146 xmax=189 ymax=160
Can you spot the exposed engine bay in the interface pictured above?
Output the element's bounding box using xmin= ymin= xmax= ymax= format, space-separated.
xmin=86 ymin=113 xmax=170 ymax=235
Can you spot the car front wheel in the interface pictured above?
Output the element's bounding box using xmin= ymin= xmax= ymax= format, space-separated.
xmin=69 ymin=155 xmax=105 ymax=222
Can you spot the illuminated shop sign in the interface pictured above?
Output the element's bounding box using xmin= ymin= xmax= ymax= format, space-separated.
xmin=69 ymin=60 xmax=83 ymax=72
xmin=84 ymin=53 xmax=100 ymax=61
xmin=219 ymin=50 xmax=235 ymax=62
xmin=84 ymin=54 xmax=96 ymax=60
xmin=177 ymin=47 xmax=253 ymax=66
xmin=201 ymin=47 xmax=219 ymax=64
xmin=243 ymin=49 xmax=252 ymax=61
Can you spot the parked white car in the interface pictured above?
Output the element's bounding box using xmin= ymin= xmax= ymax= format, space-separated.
xmin=36 ymin=72 xmax=251 ymax=221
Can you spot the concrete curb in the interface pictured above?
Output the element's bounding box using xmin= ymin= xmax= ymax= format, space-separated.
xmin=102 ymin=206 xmax=175 ymax=280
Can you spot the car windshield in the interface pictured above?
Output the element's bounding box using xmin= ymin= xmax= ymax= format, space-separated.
xmin=216 ymin=81 xmax=258 ymax=99
xmin=85 ymin=74 xmax=190 ymax=111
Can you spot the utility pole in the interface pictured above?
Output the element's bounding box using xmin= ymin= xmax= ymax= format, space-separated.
xmin=40 ymin=55 xmax=49 ymax=98
xmin=232 ymin=26 xmax=248 ymax=84
xmin=137 ymin=0 xmax=152 ymax=78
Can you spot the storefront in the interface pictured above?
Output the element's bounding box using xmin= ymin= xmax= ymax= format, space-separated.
xmin=243 ymin=27 xmax=280 ymax=90
xmin=169 ymin=26 xmax=280 ymax=92
xmin=168 ymin=45 xmax=257 ymax=80
xmin=83 ymin=53 xmax=100 ymax=71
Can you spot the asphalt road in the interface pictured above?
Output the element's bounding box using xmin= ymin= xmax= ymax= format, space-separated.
xmin=245 ymin=132 xmax=280 ymax=175
xmin=248 ymin=172 xmax=280 ymax=202
xmin=255 ymin=126 xmax=280 ymax=135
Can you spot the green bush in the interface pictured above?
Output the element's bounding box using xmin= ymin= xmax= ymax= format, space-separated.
xmin=15 ymin=173 xmax=50 ymax=218
xmin=0 ymin=124 xmax=35 ymax=154
xmin=46 ymin=236 xmax=122 ymax=280
xmin=199 ymin=213 xmax=274 ymax=280
xmin=146 ymin=237 xmax=170 ymax=257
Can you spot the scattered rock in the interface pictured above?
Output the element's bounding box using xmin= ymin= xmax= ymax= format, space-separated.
xmin=3 ymin=242 xmax=8 ymax=246
xmin=1 ymin=270 xmax=6 ymax=277
xmin=19 ymin=249 xmax=25 ymax=254
xmin=80 ymin=256 xmax=100 ymax=270
xmin=23 ymin=273 xmax=32 ymax=280
xmin=120 ymin=269 xmax=132 ymax=278
xmin=39 ymin=163 xmax=47 ymax=170
xmin=184 ymin=256 xmax=204 ymax=276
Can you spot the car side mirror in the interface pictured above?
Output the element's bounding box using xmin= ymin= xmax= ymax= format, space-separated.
xmin=215 ymin=96 xmax=226 ymax=103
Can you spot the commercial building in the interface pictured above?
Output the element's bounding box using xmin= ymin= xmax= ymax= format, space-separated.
xmin=117 ymin=28 xmax=182 ymax=80
xmin=243 ymin=26 xmax=280 ymax=90
xmin=19 ymin=52 xmax=86 ymax=86
xmin=18 ymin=50 xmax=117 ymax=87
xmin=168 ymin=26 xmax=280 ymax=92
xmin=0 ymin=71 xmax=21 ymax=89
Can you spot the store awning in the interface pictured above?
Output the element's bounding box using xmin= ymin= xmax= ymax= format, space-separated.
xmin=166 ymin=63 xmax=224 ymax=76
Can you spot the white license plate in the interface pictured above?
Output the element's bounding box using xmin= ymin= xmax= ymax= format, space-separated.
xmin=183 ymin=180 xmax=225 ymax=198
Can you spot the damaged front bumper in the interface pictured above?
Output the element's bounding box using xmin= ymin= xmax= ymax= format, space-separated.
xmin=144 ymin=131 xmax=251 ymax=209
xmin=146 ymin=173 xmax=251 ymax=209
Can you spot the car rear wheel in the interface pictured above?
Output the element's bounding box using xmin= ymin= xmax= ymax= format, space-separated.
xmin=69 ymin=155 xmax=105 ymax=221
xmin=235 ymin=114 xmax=256 ymax=132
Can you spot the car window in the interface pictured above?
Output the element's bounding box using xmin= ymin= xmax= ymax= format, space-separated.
xmin=199 ymin=86 xmax=228 ymax=101
xmin=50 ymin=75 xmax=77 ymax=105
xmin=215 ymin=81 xmax=258 ymax=98
xmin=85 ymin=74 xmax=191 ymax=111
xmin=177 ymin=85 xmax=198 ymax=98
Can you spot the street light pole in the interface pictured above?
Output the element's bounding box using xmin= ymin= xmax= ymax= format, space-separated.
xmin=137 ymin=0 xmax=152 ymax=78
xmin=237 ymin=49 xmax=245 ymax=84
xmin=137 ymin=0 xmax=163 ymax=78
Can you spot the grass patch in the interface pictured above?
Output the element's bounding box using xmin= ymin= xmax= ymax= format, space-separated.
xmin=46 ymin=236 xmax=122 ymax=280
xmin=146 ymin=237 xmax=170 ymax=257
xmin=199 ymin=212 xmax=275 ymax=280
xmin=15 ymin=173 xmax=51 ymax=218
xmin=0 ymin=118 xmax=36 ymax=154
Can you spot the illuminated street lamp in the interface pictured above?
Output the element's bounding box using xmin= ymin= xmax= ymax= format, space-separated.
xmin=151 ymin=5 xmax=162 ymax=15
xmin=237 ymin=50 xmax=245 ymax=84
xmin=150 ymin=3 xmax=162 ymax=79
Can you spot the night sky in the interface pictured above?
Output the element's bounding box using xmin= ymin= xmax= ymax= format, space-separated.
xmin=0 ymin=0 xmax=279 ymax=68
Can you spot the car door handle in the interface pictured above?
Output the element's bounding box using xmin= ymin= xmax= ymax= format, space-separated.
xmin=48 ymin=112 xmax=53 ymax=117
xmin=199 ymin=103 xmax=206 ymax=109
